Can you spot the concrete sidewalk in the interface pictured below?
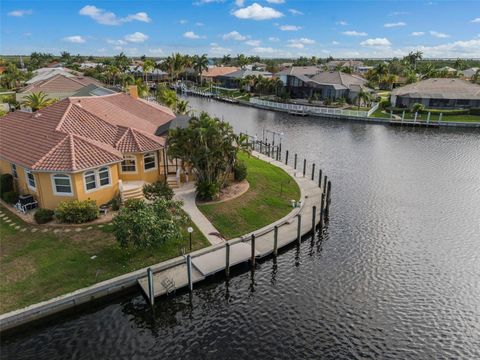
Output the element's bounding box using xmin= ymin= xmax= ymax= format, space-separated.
xmin=174 ymin=182 xmax=225 ymax=245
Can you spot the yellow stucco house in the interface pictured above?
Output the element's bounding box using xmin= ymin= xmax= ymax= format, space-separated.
xmin=0 ymin=91 xmax=179 ymax=210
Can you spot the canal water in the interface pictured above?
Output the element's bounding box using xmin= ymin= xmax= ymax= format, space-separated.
xmin=2 ymin=98 xmax=480 ymax=359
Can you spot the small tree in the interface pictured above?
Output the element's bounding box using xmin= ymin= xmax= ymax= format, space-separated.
xmin=412 ymin=103 xmax=425 ymax=114
xmin=22 ymin=91 xmax=56 ymax=111
xmin=113 ymin=198 xmax=187 ymax=248
xmin=168 ymin=112 xmax=250 ymax=200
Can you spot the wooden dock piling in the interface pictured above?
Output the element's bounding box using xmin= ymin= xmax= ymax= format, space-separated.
xmin=318 ymin=169 xmax=322 ymax=188
xmin=273 ymin=225 xmax=279 ymax=257
xmin=312 ymin=206 xmax=317 ymax=233
xmin=294 ymin=154 xmax=297 ymax=169
xmin=225 ymin=242 xmax=230 ymax=277
xmin=147 ymin=268 xmax=154 ymax=306
xmin=251 ymin=234 xmax=256 ymax=267
xmin=297 ymin=214 xmax=302 ymax=244
xmin=285 ymin=150 xmax=289 ymax=165
xmin=325 ymin=181 xmax=332 ymax=217
xmin=311 ymin=163 xmax=315 ymax=181
xmin=186 ymin=255 xmax=193 ymax=292
xmin=303 ymin=159 xmax=306 ymax=177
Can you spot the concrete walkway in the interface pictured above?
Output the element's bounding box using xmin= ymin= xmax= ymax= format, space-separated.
xmin=139 ymin=151 xmax=327 ymax=299
xmin=174 ymin=182 xmax=225 ymax=245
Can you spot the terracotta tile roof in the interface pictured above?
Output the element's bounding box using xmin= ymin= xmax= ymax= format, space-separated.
xmin=0 ymin=93 xmax=175 ymax=172
xmin=21 ymin=74 xmax=103 ymax=95
xmin=201 ymin=66 xmax=239 ymax=78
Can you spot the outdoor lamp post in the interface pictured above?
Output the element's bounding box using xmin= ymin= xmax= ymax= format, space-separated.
xmin=187 ymin=227 xmax=193 ymax=251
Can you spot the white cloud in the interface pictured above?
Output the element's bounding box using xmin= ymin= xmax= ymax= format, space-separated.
xmin=280 ymin=25 xmax=302 ymax=31
xmin=342 ymin=30 xmax=367 ymax=36
xmin=336 ymin=20 xmax=348 ymax=26
xmin=384 ymin=22 xmax=406 ymax=28
xmin=232 ymin=3 xmax=284 ymax=20
xmin=245 ymin=39 xmax=261 ymax=46
xmin=235 ymin=0 xmax=245 ymax=6
xmin=471 ymin=17 xmax=480 ymax=23
xmin=389 ymin=11 xmax=409 ymax=16
xmin=288 ymin=9 xmax=304 ymax=16
xmin=360 ymin=38 xmax=391 ymax=46
xmin=252 ymin=46 xmax=278 ymax=54
xmin=289 ymin=38 xmax=315 ymax=45
xmin=196 ymin=22 xmax=204 ymax=26
xmin=332 ymin=40 xmax=340 ymax=45
xmin=266 ymin=0 xmax=285 ymax=3
xmin=148 ymin=48 xmax=163 ymax=55
xmin=79 ymin=5 xmax=151 ymax=25
xmin=209 ymin=43 xmax=231 ymax=56
xmin=288 ymin=43 xmax=304 ymax=49
xmin=179 ymin=19 xmax=188 ymax=24
xmin=222 ymin=31 xmax=247 ymax=41
xmin=411 ymin=32 xmax=425 ymax=36
xmin=194 ymin=0 xmax=224 ymax=4
xmin=107 ymin=39 xmax=127 ymax=45
xmin=269 ymin=37 xmax=280 ymax=42
xmin=8 ymin=9 xmax=32 ymax=17
xmin=430 ymin=30 xmax=450 ymax=38
xmin=183 ymin=31 xmax=203 ymax=39
xmin=417 ymin=38 xmax=480 ymax=57
xmin=63 ymin=35 xmax=86 ymax=43
xmin=125 ymin=32 xmax=149 ymax=43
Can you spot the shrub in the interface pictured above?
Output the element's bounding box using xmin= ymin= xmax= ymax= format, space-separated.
xmin=2 ymin=191 xmax=18 ymax=204
xmin=143 ymin=181 xmax=174 ymax=201
xmin=55 ymin=200 xmax=99 ymax=224
xmin=469 ymin=108 xmax=480 ymax=115
xmin=112 ymin=198 xmax=187 ymax=248
xmin=109 ymin=195 xmax=121 ymax=211
xmin=0 ymin=174 xmax=14 ymax=197
xmin=34 ymin=208 xmax=54 ymax=224
xmin=411 ymin=103 xmax=425 ymax=113
xmin=379 ymin=98 xmax=391 ymax=109
xmin=233 ymin=160 xmax=248 ymax=182
xmin=196 ymin=180 xmax=220 ymax=201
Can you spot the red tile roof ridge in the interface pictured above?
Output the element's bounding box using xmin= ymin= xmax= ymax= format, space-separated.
xmin=32 ymin=133 xmax=71 ymax=171
xmin=55 ymin=101 xmax=73 ymax=131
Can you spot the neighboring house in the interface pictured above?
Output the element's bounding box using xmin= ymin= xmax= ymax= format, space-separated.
xmin=216 ymin=69 xmax=273 ymax=89
xmin=245 ymin=62 xmax=267 ymax=71
xmin=71 ymin=84 xmax=117 ymax=97
xmin=357 ymin=66 xmax=374 ymax=75
xmin=277 ymin=66 xmax=322 ymax=86
xmin=438 ymin=66 xmax=457 ymax=74
xmin=326 ymin=60 xmax=364 ymax=72
xmin=80 ymin=61 xmax=103 ymax=69
xmin=461 ymin=67 xmax=479 ymax=80
xmin=17 ymin=74 xmax=103 ymax=102
xmin=390 ymin=78 xmax=480 ymax=109
xmin=0 ymin=91 xmax=177 ymax=210
xmin=127 ymin=66 xmax=169 ymax=82
xmin=282 ymin=70 xmax=370 ymax=100
xmin=25 ymin=67 xmax=76 ymax=85
xmin=200 ymin=66 xmax=239 ymax=83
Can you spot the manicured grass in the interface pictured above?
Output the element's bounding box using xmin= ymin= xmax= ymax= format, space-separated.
xmin=0 ymin=207 xmax=209 ymax=314
xmin=197 ymin=152 xmax=300 ymax=239
xmin=369 ymin=109 xmax=480 ymax=122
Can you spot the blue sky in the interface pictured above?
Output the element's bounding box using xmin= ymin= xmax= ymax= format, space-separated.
xmin=1 ymin=0 xmax=480 ymax=58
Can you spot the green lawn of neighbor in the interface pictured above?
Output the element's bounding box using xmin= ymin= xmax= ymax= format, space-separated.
xmin=197 ymin=152 xmax=300 ymax=239
xmin=0 ymin=207 xmax=209 ymax=314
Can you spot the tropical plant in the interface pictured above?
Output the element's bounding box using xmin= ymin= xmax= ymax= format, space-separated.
xmin=55 ymin=199 xmax=99 ymax=224
xmin=142 ymin=59 xmax=156 ymax=84
xmin=412 ymin=103 xmax=425 ymax=113
xmin=21 ymin=91 xmax=57 ymax=111
xmin=156 ymin=83 xmax=178 ymax=109
xmin=356 ymin=89 xmax=371 ymax=109
xmin=162 ymin=53 xmax=186 ymax=81
xmin=143 ymin=181 xmax=174 ymax=201
xmin=34 ymin=208 xmax=54 ymax=224
xmin=176 ymin=99 xmax=191 ymax=115
xmin=112 ymin=198 xmax=187 ymax=248
xmin=167 ymin=112 xmax=250 ymax=200
xmin=193 ymin=54 xmax=209 ymax=84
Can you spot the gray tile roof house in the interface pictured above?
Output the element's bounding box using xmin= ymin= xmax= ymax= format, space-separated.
xmin=216 ymin=69 xmax=273 ymax=88
xmin=391 ymin=78 xmax=480 ymax=109
xmin=282 ymin=70 xmax=371 ymax=100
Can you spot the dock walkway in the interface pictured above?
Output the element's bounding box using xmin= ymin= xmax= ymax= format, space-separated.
xmin=138 ymin=152 xmax=326 ymax=300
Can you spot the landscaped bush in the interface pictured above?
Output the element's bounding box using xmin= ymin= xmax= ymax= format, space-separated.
xmin=469 ymin=108 xmax=480 ymax=115
xmin=109 ymin=195 xmax=121 ymax=211
xmin=411 ymin=103 xmax=425 ymax=113
xmin=55 ymin=200 xmax=99 ymax=224
xmin=0 ymin=174 xmax=14 ymax=197
xmin=143 ymin=181 xmax=174 ymax=201
xmin=379 ymin=98 xmax=391 ymax=109
xmin=34 ymin=208 xmax=54 ymax=224
xmin=197 ymin=180 xmax=221 ymax=201
xmin=422 ymin=108 xmax=469 ymax=115
xmin=2 ymin=191 xmax=18 ymax=204
xmin=233 ymin=160 xmax=248 ymax=182
xmin=112 ymin=198 xmax=187 ymax=248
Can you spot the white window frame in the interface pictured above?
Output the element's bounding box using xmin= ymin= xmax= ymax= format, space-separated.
xmin=24 ymin=169 xmax=36 ymax=191
xmin=143 ymin=152 xmax=157 ymax=172
xmin=120 ymin=155 xmax=137 ymax=173
xmin=51 ymin=174 xmax=74 ymax=196
xmin=83 ymin=167 xmax=112 ymax=193
xmin=11 ymin=164 xmax=18 ymax=179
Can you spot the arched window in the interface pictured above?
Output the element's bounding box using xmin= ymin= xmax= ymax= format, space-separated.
xmin=121 ymin=155 xmax=136 ymax=172
xmin=52 ymin=174 xmax=73 ymax=195
xmin=84 ymin=170 xmax=96 ymax=191
xmin=144 ymin=152 xmax=156 ymax=171
xmin=98 ymin=167 xmax=110 ymax=186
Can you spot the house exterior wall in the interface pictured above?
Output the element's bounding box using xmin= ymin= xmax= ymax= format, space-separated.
xmin=394 ymin=96 xmax=480 ymax=109
xmin=118 ymin=151 xmax=165 ymax=183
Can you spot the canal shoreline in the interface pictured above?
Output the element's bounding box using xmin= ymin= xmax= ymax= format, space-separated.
xmin=0 ymin=151 xmax=326 ymax=333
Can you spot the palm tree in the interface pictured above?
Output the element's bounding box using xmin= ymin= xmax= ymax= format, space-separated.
xmin=356 ymin=89 xmax=371 ymax=109
xmin=22 ymin=92 xmax=56 ymax=111
xmin=385 ymin=74 xmax=398 ymax=90
xmin=105 ymin=65 xmax=120 ymax=86
xmin=142 ymin=59 xmax=156 ymax=84
xmin=221 ymin=54 xmax=232 ymax=65
xmin=236 ymin=54 xmax=248 ymax=68
xmin=176 ymin=99 xmax=190 ymax=115
xmin=157 ymin=84 xmax=178 ymax=109
xmin=193 ymin=54 xmax=209 ymax=84
xmin=472 ymin=69 xmax=480 ymax=84
xmin=134 ymin=78 xmax=150 ymax=98
xmin=162 ymin=53 xmax=186 ymax=82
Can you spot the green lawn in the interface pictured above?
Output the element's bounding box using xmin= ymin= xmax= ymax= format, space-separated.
xmin=197 ymin=152 xmax=300 ymax=239
xmin=369 ymin=109 xmax=480 ymax=123
xmin=0 ymin=207 xmax=209 ymax=314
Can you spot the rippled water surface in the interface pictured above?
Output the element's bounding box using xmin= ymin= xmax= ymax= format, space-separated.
xmin=2 ymin=98 xmax=480 ymax=359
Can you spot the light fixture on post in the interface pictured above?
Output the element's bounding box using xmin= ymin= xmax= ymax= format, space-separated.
xmin=187 ymin=226 xmax=193 ymax=251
